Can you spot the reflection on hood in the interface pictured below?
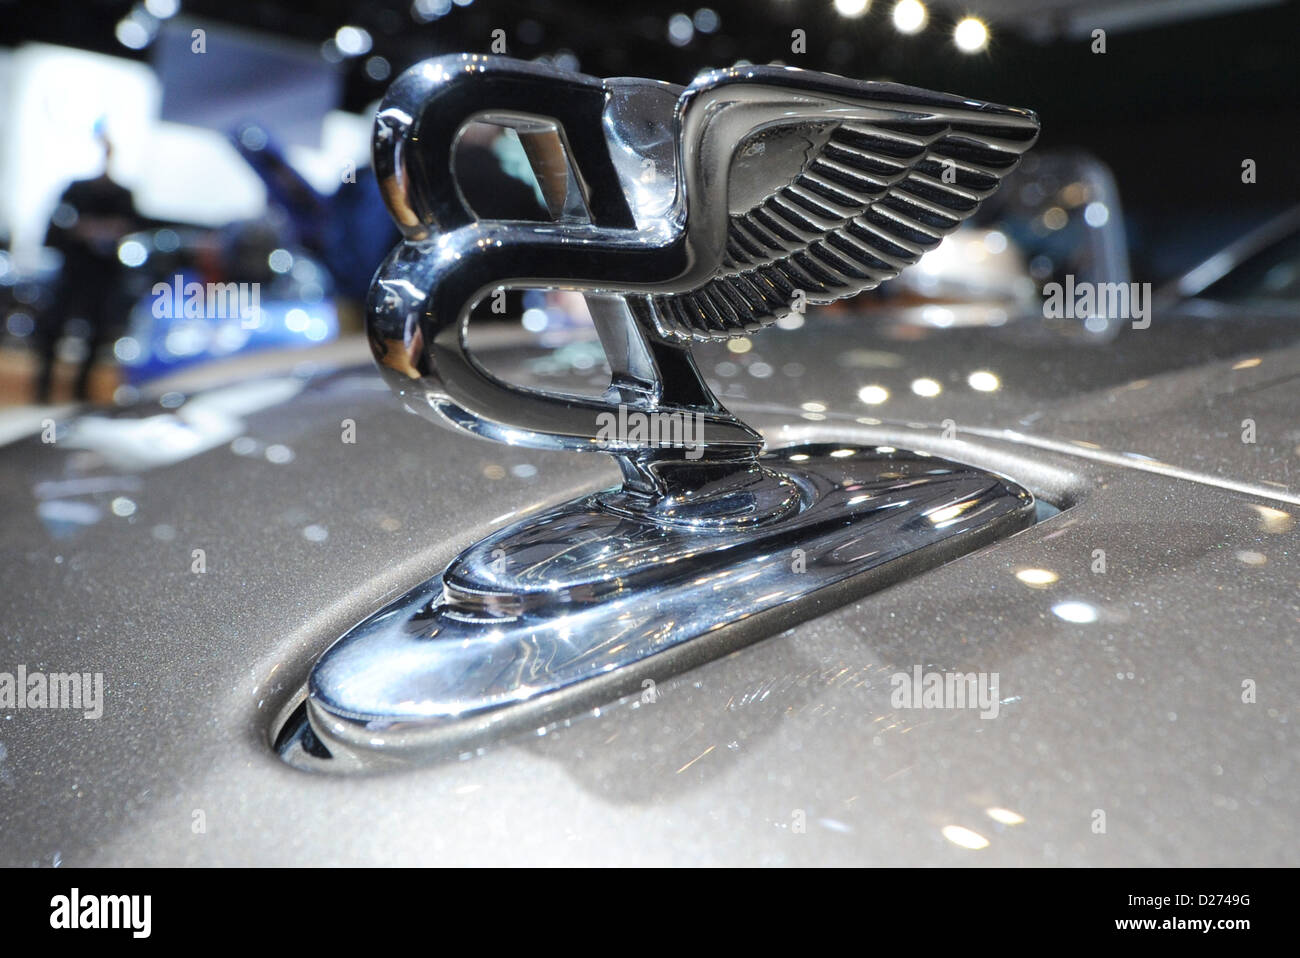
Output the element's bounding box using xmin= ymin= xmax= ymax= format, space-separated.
xmin=58 ymin=377 xmax=306 ymax=472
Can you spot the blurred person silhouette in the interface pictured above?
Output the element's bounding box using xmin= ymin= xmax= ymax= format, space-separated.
xmin=35 ymin=123 xmax=138 ymax=403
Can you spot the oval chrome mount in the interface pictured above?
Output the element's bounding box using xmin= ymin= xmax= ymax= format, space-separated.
xmin=278 ymin=54 xmax=1041 ymax=771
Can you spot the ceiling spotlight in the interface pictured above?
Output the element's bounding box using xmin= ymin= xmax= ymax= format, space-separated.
xmin=892 ymin=0 xmax=927 ymax=34
xmin=833 ymin=0 xmax=870 ymax=19
xmin=116 ymin=17 xmax=152 ymax=50
xmin=412 ymin=0 xmax=452 ymax=21
xmin=335 ymin=25 xmax=373 ymax=58
xmin=954 ymin=16 xmax=989 ymax=53
xmin=693 ymin=8 xmax=720 ymax=33
xmin=668 ymin=13 xmax=695 ymax=46
xmin=116 ymin=5 xmax=161 ymax=51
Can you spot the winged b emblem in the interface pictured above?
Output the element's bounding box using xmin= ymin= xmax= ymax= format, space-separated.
xmin=289 ymin=56 xmax=1042 ymax=765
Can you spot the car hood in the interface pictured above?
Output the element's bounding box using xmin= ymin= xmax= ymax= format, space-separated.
xmin=1 ymin=307 xmax=1297 ymax=865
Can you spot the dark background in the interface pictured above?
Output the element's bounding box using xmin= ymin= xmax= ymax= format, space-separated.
xmin=7 ymin=0 xmax=1298 ymax=282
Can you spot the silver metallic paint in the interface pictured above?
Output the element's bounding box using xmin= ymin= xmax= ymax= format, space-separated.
xmin=0 ymin=304 xmax=1296 ymax=864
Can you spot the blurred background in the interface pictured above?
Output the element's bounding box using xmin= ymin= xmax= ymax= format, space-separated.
xmin=0 ymin=0 xmax=1296 ymax=414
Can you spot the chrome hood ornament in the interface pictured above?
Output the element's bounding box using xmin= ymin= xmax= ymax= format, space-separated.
xmin=280 ymin=55 xmax=1040 ymax=771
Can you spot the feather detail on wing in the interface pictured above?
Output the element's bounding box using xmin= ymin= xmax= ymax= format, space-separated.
xmin=650 ymin=78 xmax=1040 ymax=342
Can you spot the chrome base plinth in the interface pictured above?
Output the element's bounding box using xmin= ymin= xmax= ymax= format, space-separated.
xmin=278 ymin=444 xmax=1033 ymax=772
